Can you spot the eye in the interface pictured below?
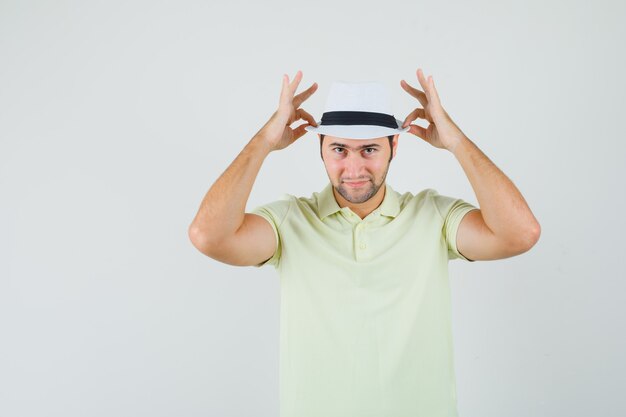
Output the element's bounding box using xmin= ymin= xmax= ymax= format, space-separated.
xmin=332 ymin=147 xmax=345 ymax=154
xmin=364 ymin=148 xmax=376 ymax=154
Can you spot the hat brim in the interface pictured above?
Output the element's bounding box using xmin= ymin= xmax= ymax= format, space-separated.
xmin=304 ymin=119 xmax=410 ymax=140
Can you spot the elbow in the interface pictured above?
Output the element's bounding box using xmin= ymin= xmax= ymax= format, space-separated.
xmin=532 ymin=221 xmax=541 ymax=242
xmin=188 ymin=224 xmax=216 ymax=254
xmin=504 ymin=221 xmax=541 ymax=254
xmin=521 ymin=221 xmax=541 ymax=250
xmin=188 ymin=224 xmax=200 ymax=245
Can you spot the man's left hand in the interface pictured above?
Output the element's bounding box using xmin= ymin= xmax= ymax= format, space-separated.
xmin=400 ymin=68 xmax=467 ymax=153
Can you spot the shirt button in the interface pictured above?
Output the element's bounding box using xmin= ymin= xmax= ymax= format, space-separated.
xmin=359 ymin=242 xmax=366 ymax=250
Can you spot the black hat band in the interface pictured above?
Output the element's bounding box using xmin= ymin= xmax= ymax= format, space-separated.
xmin=320 ymin=111 xmax=399 ymax=128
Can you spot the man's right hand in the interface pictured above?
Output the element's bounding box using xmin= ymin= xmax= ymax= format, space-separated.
xmin=258 ymin=70 xmax=318 ymax=152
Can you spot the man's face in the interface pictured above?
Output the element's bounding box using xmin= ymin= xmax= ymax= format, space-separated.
xmin=320 ymin=135 xmax=398 ymax=204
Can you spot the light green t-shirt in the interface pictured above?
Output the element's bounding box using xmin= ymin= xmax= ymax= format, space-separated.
xmin=250 ymin=182 xmax=478 ymax=417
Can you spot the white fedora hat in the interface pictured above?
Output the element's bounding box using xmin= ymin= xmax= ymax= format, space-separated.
xmin=305 ymin=81 xmax=409 ymax=140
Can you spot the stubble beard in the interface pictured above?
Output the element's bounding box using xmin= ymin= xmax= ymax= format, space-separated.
xmin=334 ymin=163 xmax=390 ymax=204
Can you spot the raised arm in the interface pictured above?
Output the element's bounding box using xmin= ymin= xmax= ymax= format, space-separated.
xmin=188 ymin=71 xmax=318 ymax=266
xmin=401 ymin=68 xmax=540 ymax=261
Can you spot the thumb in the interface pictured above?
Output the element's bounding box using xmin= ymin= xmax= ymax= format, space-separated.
xmin=409 ymin=124 xmax=429 ymax=140
xmin=292 ymin=123 xmax=310 ymax=140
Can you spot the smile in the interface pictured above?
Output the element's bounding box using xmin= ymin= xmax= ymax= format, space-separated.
xmin=344 ymin=181 xmax=369 ymax=188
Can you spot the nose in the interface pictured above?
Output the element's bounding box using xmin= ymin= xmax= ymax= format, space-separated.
xmin=343 ymin=153 xmax=368 ymax=180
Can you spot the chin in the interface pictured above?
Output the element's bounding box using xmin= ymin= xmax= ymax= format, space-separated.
xmin=336 ymin=181 xmax=378 ymax=204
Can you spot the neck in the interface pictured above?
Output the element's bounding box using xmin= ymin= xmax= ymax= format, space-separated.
xmin=333 ymin=182 xmax=387 ymax=219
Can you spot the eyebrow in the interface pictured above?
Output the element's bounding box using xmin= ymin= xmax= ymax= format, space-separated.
xmin=328 ymin=142 xmax=381 ymax=150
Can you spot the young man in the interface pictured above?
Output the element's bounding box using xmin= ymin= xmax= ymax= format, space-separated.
xmin=188 ymin=69 xmax=540 ymax=417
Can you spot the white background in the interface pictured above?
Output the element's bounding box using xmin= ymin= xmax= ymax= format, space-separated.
xmin=1 ymin=0 xmax=624 ymax=416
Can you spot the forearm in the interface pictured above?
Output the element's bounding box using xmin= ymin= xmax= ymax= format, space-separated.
xmin=188 ymin=134 xmax=272 ymax=245
xmin=452 ymin=136 xmax=540 ymax=245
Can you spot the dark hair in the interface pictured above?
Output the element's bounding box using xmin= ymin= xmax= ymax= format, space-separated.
xmin=320 ymin=134 xmax=395 ymax=162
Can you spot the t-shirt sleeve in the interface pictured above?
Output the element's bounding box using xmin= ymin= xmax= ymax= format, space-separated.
xmin=248 ymin=195 xmax=293 ymax=268
xmin=431 ymin=191 xmax=479 ymax=262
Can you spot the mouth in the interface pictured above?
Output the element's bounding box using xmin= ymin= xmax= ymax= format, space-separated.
xmin=344 ymin=180 xmax=369 ymax=188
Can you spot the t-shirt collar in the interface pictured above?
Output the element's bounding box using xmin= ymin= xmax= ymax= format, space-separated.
xmin=317 ymin=181 xmax=401 ymax=220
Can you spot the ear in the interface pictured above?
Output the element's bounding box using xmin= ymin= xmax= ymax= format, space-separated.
xmin=392 ymin=134 xmax=399 ymax=158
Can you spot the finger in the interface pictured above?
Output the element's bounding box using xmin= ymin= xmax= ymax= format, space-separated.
xmin=279 ymin=74 xmax=290 ymax=106
xmin=289 ymin=70 xmax=303 ymax=95
xmin=401 ymin=108 xmax=426 ymax=128
xmin=296 ymin=108 xmax=318 ymax=127
xmin=428 ymin=76 xmax=442 ymax=107
xmin=416 ymin=68 xmax=432 ymax=102
xmin=293 ymin=82 xmax=318 ymax=108
xmin=408 ymin=123 xmax=429 ymax=140
xmin=400 ymin=79 xmax=428 ymax=107
xmin=292 ymin=122 xmax=310 ymax=140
